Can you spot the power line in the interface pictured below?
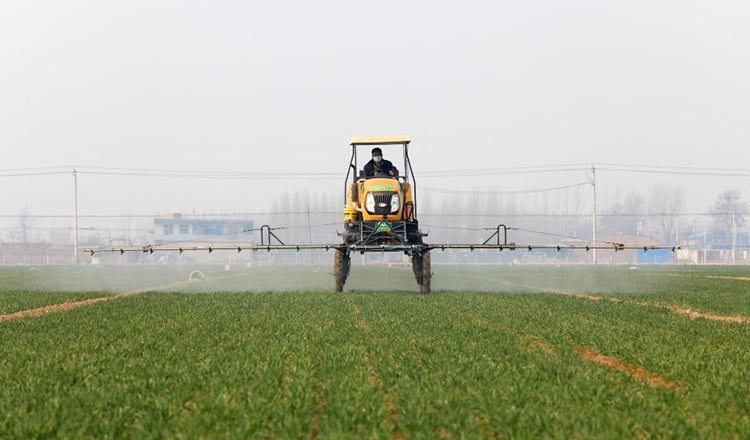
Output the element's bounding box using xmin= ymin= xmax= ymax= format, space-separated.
xmin=0 ymin=165 xmax=73 ymax=172
xmin=598 ymin=167 xmax=750 ymax=178
xmin=0 ymin=211 xmax=342 ymax=219
xmin=76 ymin=171 xmax=341 ymax=180
xmin=419 ymin=167 xmax=588 ymax=177
xmin=509 ymin=226 xmax=621 ymax=245
xmin=418 ymin=212 xmax=750 ymax=218
xmin=421 ymin=182 xmax=589 ymax=195
xmin=597 ymin=163 xmax=750 ymax=173
xmin=0 ymin=171 xmax=71 ymax=178
xmin=80 ymin=166 xmax=336 ymax=176
xmin=5 ymin=163 xmax=750 ymax=179
xmin=1 ymin=211 xmax=748 ymax=219
xmin=421 ymin=224 xmax=488 ymax=231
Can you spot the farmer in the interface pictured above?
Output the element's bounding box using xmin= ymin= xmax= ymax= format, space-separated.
xmin=363 ymin=147 xmax=399 ymax=177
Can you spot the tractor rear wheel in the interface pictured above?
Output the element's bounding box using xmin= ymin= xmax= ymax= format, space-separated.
xmin=412 ymin=253 xmax=423 ymax=285
xmin=334 ymin=249 xmax=350 ymax=292
xmin=420 ymin=251 xmax=431 ymax=294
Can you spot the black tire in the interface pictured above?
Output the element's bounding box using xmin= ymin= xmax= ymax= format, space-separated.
xmin=411 ymin=253 xmax=423 ymax=285
xmin=334 ymin=249 xmax=350 ymax=292
xmin=420 ymin=251 xmax=431 ymax=294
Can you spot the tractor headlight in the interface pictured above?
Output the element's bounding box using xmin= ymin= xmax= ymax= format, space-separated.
xmin=390 ymin=193 xmax=400 ymax=213
xmin=365 ymin=193 xmax=375 ymax=213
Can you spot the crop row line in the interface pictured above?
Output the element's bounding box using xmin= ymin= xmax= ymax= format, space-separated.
xmin=351 ymin=304 xmax=405 ymax=440
xmin=307 ymin=338 xmax=325 ymax=440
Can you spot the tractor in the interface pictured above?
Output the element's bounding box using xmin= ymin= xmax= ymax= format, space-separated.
xmin=334 ymin=136 xmax=431 ymax=293
xmin=83 ymin=136 xmax=679 ymax=294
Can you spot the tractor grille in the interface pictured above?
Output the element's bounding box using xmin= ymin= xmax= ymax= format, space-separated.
xmin=372 ymin=192 xmax=393 ymax=215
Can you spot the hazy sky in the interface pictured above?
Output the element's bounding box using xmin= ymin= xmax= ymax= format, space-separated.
xmin=2 ymin=0 xmax=749 ymax=216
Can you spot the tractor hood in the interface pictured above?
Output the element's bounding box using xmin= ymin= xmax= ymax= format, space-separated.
xmin=362 ymin=178 xmax=399 ymax=193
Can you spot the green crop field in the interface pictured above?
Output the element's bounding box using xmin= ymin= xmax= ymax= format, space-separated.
xmin=1 ymin=264 xmax=750 ymax=438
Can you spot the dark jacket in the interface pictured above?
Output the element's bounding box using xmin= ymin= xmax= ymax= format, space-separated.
xmin=364 ymin=159 xmax=399 ymax=177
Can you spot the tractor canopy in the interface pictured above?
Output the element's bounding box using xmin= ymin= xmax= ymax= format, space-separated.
xmin=350 ymin=136 xmax=411 ymax=146
xmin=346 ymin=135 xmax=414 ymax=181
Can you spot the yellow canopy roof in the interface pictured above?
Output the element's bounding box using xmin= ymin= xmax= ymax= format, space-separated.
xmin=350 ymin=136 xmax=411 ymax=146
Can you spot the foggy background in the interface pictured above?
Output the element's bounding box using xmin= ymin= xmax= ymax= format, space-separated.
xmin=1 ymin=0 xmax=748 ymax=261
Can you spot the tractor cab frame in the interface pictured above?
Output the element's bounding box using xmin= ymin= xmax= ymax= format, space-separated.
xmin=340 ymin=136 xmax=425 ymax=248
xmin=344 ymin=135 xmax=418 ymax=215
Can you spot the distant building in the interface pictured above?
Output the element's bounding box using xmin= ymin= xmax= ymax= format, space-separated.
xmin=152 ymin=213 xmax=255 ymax=244
xmin=679 ymin=231 xmax=750 ymax=264
xmin=0 ymin=242 xmax=72 ymax=265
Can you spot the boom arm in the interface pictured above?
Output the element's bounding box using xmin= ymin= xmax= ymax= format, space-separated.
xmin=84 ymin=223 xmax=680 ymax=255
xmin=84 ymin=242 xmax=679 ymax=256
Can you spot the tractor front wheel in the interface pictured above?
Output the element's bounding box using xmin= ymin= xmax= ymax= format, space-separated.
xmin=334 ymin=249 xmax=351 ymax=292
xmin=420 ymin=251 xmax=431 ymax=294
xmin=412 ymin=251 xmax=432 ymax=294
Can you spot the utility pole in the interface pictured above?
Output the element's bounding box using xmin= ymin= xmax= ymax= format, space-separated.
xmin=306 ymin=204 xmax=312 ymax=244
xmin=674 ymin=215 xmax=679 ymax=263
xmin=591 ymin=165 xmax=597 ymax=265
xmin=306 ymin=204 xmax=313 ymax=265
xmin=703 ymin=217 xmax=708 ymax=265
xmin=732 ymin=210 xmax=737 ymax=264
xmin=72 ymin=166 xmax=79 ymax=265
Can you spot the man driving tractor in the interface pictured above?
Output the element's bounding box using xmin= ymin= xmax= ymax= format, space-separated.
xmin=364 ymin=147 xmax=399 ymax=177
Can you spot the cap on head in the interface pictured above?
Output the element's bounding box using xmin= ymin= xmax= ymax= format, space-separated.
xmin=371 ymin=147 xmax=382 ymax=155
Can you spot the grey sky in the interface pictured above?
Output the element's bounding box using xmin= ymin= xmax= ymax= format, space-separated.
xmin=1 ymin=0 xmax=749 ymax=216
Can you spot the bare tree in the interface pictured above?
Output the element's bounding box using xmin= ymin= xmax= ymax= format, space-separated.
xmin=601 ymin=191 xmax=645 ymax=236
xmin=16 ymin=207 xmax=34 ymax=243
xmin=647 ymin=183 xmax=685 ymax=243
xmin=709 ymin=189 xmax=748 ymax=237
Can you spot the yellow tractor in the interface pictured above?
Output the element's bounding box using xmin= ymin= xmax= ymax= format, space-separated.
xmin=335 ymin=136 xmax=430 ymax=292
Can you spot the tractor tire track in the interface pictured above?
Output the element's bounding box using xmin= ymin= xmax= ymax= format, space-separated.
xmin=463 ymin=274 xmax=684 ymax=393
xmin=468 ymin=273 xmax=750 ymax=325
xmin=307 ymin=390 xmax=325 ymax=440
xmin=705 ymin=275 xmax=750 ymax=282
xmin=0 ymin=295 xmax=118 ymax=322
xmin=307 ymin=319 xmax=334 ymax=440
xmin=560 ymin=292 xmax=750 ymax=324
xmin=0 ymin=277 xmax=202 ymax=323
xmin=352 ymin=303 xmax=406 ymax=440
xmin=474 ymin=311 xmax=682 ymax=391
xmin=468 ymin=314 xmax=557 ymax=357
xmin=472 ymin=411 xmax=499 ymax=440
xmin=644 ymin=272 xmax=750 ymax=282
xmin=664 ymin=304 xmax=750 ymax=324
xmin=462 ymin=313 xmax=549 ymax=439
xmin=574 ymin=346 xmax=683 ymax=392
xmin=464 ymin=304 xmax=681 ymax=393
